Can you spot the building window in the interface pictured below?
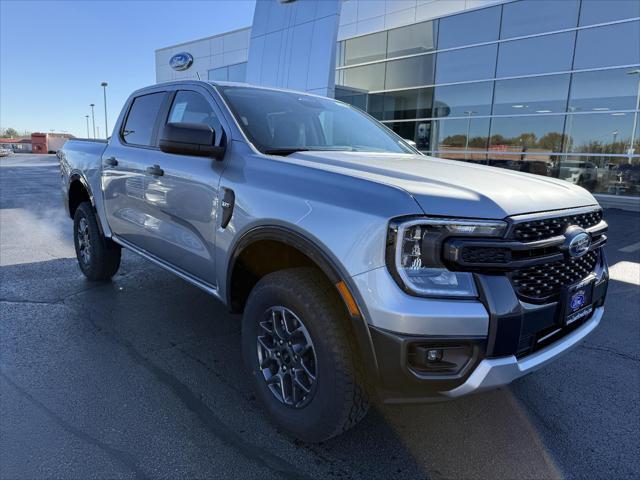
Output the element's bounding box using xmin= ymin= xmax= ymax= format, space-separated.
xmin=208 ymin=62 xmax=247 ymax=83
xmin=569 ymin=68 xmax=640 ymax=112
xmin=387 ymin=21 xmax=437 ymax=59
xmin=437 ymin=5 xmax=501 ymax=49
xmin=435 ymin=44 xmax=498 ymax=84
xmin=342 ymin=31 xmax=387 ymax=66
xmin=489 ymin=115 xmax=567 ymax=153
xmin=492 ymin=74 xmax=570 ymax=115
xmin=384 ymin=54 xmax=436 ymax=90
xmin=563 ymin=111 xmax=636 ymax=154
xmin=333 ymin=0 xmax=640 ymax=197
xmin=433 ymin=117 xmax=491 ymax=154
xmin=433 ymin=81 xmax=494 ymax=118
xmin=209 ymin=67 xmax=228 ymax=81
xmin=334 ymin=87 xmax=368 ymax=113
xmin=376 ymin=88 xmax=434 ymax=121
xmin=389 ymin=121 xmax=433 ymax=151
xmin=579 ymin=0 xmax=640 ymax=27
xmin=573 ymin=21 xmax=640 ymax=69
xmin=228 ymin=63 xmax=247 ymax=82
xmin=500 ymin=0 xmax=580 ymax=39
xmin=336 ymin=63 xmax=386 ymax=92
xmin=496 ymin=32 xmax=575 ymax=77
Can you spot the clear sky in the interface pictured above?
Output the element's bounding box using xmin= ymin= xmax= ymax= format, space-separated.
xmin=0 ymin=0 xmax=256 ymax=138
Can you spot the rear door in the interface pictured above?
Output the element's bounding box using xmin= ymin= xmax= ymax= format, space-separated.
xmin=140 ymin=86 xmax=227 ymax=286
xmin=102 ymin=89 xmax=169 ymax=251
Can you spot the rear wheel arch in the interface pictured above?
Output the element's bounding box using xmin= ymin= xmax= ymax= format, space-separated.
xmin=227 ymin=225 xmax=380 ymax=380
xmin=68 ymin=174 xmax=94 ymax=219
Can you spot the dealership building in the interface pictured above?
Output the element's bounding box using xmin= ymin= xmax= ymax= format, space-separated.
xmin=156 ymin=0 xmax=640 ymax=207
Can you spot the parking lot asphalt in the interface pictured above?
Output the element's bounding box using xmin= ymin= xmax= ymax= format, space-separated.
xmin=1 ymin=154 xmax=638 ymax=480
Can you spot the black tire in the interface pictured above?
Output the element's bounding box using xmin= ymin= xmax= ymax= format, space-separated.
xmin=242 ymin=267 xmax=369 ymax=442
xmin=73 ymin=201 xmax=121 ymax=281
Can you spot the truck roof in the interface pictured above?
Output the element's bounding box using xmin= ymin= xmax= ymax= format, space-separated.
xmin=144 ymin=80 xmax=330 ymax=99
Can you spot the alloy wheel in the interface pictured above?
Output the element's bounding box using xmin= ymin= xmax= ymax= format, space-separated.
xmin=77 ymin=217 xmax=92 ymax=265
xmin=257 ymin=306 xmax=317 ymax=408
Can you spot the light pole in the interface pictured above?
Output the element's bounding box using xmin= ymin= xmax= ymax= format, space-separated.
xmin=463 ymin=110 xmax=477 ymax=158
xmin=90 ymin=103 xmax=96 ymax=139
xmin=626 ymin=69 xmax=640 ymax=164
xmin=101 ymin=82 xmax=109 ymax=139
xmin=85 ymin=115 xmax=90 ymax=138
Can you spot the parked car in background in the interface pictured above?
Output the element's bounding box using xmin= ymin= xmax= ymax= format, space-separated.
xmin=0 ymin=147 xmax=14 ymax=156
xmin=59 ymin=81 xmax=609 ymax=441
xmin=558 ymin=160 xmax=598 ymax=188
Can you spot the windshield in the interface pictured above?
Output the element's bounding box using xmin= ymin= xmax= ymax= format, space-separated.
xmin=217 ymin=86 xmax=414 ymax=155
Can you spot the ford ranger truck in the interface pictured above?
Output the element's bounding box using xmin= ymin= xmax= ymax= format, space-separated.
xmin=59 ymin=81 xmax=608 ymax=442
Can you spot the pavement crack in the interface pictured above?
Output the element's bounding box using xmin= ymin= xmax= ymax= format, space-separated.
xmin=1 ymin=371 xmax=150 ymax=480
xmin=579 ymin=344 xmax=639 ymax=362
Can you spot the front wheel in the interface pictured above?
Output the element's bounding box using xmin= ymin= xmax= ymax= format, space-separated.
xmin=242 ymin=268 xmax=369 ymax=442
xmin=73 ymin=201 xmax=121 ymax=281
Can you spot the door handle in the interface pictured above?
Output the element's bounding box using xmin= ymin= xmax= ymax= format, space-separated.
xmin=104 ymin=156 xmax=118 ymax=167
xmin=146 ymin=164 xmax=164 ymax=176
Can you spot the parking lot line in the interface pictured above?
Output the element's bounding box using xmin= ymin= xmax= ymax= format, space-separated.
xmin=619 ymin=241 xmax=640 ymax=253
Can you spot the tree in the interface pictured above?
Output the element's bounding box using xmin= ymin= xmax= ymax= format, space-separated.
xmin=539 ymin=132 xmax=567 ymax=151
xmin=1 ymin=128 xmax=18 ymax=138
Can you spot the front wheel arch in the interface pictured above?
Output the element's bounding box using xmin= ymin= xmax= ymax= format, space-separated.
xmin=227 ymin=225 xmax=380 ymax=383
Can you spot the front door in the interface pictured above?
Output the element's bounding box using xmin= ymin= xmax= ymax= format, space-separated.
xmin=141 ymin=87 xmax=227 ymax=286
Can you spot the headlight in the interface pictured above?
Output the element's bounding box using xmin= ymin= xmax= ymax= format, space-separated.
xmin=387 ymin=217 xmax=507 ymax=298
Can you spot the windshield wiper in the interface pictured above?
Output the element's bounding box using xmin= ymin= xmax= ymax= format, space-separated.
xmin=263 ymin=146 xmax=358 ymax=156
xmin=263 ymin=148 xmax=310 ymax=156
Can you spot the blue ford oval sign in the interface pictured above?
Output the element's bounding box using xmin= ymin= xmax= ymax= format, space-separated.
xmin=170 ymin=52 xmax=194 ymax=71
xmin=562 ymin=225 xmax=591 ymax=258
xmin=568 ymin=230 xmax=591 ymax=258
xmin=569 ymin=232 xmax=591 ymax=257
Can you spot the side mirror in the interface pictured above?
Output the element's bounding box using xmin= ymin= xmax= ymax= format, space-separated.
xmin=159 ymin=122 xmax=226 ymax=160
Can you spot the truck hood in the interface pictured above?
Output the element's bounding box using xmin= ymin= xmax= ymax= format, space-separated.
xmin=285 ymin=151 xmax=598 ymax=219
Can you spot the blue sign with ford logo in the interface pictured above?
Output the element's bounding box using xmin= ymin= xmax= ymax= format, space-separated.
xmin=170 ymin=52 xmax=194 ymax=71
xmin=570 ymin=290 xmax=586 ymax=310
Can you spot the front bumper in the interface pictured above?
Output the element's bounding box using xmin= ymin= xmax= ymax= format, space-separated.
xmin=352 ymin=255 xmax=608 ymax=403
xmin=442 ymin=306 xmax=602 ymax=397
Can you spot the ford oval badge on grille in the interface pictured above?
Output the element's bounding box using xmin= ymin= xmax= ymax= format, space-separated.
xmin=170 ymin=52 xmax=193 ymax=71
xmin=564 ymin=226 xmax=591 ymax=258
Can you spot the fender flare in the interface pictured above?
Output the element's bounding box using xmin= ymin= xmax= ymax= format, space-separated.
xmin=68 ymin=171 xmax=96 ymax=210
xmin=227 ymin=225 xmax=381 ymax=381
xmin=68 ymin=171 xmax=110 ymax=237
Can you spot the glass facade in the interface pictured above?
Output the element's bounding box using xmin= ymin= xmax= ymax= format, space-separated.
xmin=335 ymin=0 xmax=640 ymax=197
xmin=207 ymin=62 xmax=247 ymax=83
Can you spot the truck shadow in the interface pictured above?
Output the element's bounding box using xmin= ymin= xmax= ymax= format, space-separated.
xmin=2 ymin=254 xmax=568 ymax=480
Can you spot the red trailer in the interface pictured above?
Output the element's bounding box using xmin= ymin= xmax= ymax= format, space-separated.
xmin=30 ymin=133 xmax=74 ymax=153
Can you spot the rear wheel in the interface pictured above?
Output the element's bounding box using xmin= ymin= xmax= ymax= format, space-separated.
xmin=73 ymin=201 xmax=121 ymax=281
xmin=242 ymin=268 xmax=369 ymax=442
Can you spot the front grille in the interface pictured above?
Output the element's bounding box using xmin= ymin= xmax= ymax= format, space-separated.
xmin=461 ymin=246 xmax=510 ymax=264
xmin=511 ymin=250 xmax=599 ymax=302
xmin=511 ymin=209 xmax=602 ymax=242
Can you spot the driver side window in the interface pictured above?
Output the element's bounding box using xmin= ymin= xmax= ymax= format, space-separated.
xmin=167 ymin=90 xmax=224 ymax=146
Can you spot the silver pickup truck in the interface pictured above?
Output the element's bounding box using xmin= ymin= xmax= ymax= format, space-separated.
xmin=59 ymin=80 xmax=609 ymax=442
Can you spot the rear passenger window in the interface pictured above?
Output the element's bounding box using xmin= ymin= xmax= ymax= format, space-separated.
xmin=122 ymin=92 xmax=165 ymax=146
xmin=167 ymin=91 xmax=223 ymax=145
